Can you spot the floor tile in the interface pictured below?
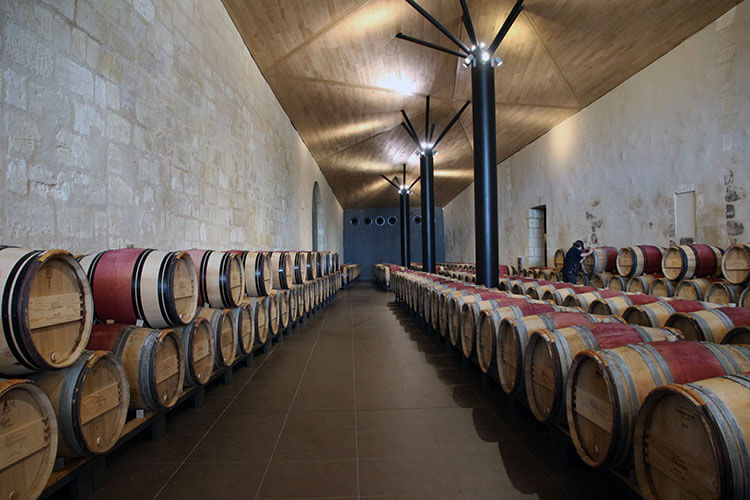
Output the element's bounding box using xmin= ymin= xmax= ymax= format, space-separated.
xmin=358 ymin=458 xmax=463 ymax=497
xmin=258 ymin=459 xmax=358 ymax=498
xmin=155 ymin=462 xmax=266 ymax=500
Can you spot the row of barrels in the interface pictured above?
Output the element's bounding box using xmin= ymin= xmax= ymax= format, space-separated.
xmin=388 ymin=268 xmax=750 ymax=500
xmin=0 ymin=245 xmax=342 ymax=500
xmin=342 ymin=263 xmax=362 ymax=285
xmin=553 ymin=243 xmax=750 ymax=285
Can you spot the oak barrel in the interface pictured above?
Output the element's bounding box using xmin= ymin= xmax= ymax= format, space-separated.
xmin=566 ymin=341 xmax=750 ymax=467
xmin=250 ymin=297 xmax=269 ymax=345
xmin=87 ymin=324 xmax=184 ymax=410
xmin=231 ymin=301 xmax=254 ymax=356
xmin=80 ymin=248 xmax=197 ymax=329
xmin=741 ymin=287 xmax=750 ymax=308
xmin=582 ymin=246 xmax=618 ymax=275
xmin=0 ymin=379 xmax=58 ymax=500
xmin=0 ymin=248 xmax=94 ymax=374
xmin=665 ymin=307 xmax=750 ymax=343
xmin=723 ymin=326 xmax=750 ymax=345
xmin=589 ymin=272 xmax=614 ymax=289
xmin=546 ymin=286 xmax=596 ymax=304
xmin=721 ymin=243 xmax=750 ymax=285
xmin=622 ymin=298 xmax=717 ymax=328
xmin=525 ymin=324 xmax=679 ymax=424
xmin=306 ymin=252 xmax=319 ymax=280
xmin=674 ymin=277 xmax=723 ymax=301
xmin=634 ymin=373 xmax=750 ymax=500
xmin=457 ymin=295 xmax=533 ymax=358
xmin=234 ymin=251 xmax=272 ymax=297
xmin=196 ymin=307 xmax=236 ymax=369
xmin=277 ymin=289 xmax=291 ymax=329
xmin=704 ymin=281 xmax=743 ymax=305
xmin=626 ymin=274 xmax=659 ymax=294
xmin=293 ymin=251 xmax=309 ymax=284
xmin=266 ymin=292 xmax=280 ymax=338
xmin=33 ymin=350 xmax=129 ymax=457
xmin=553 ymin=249 xmax=565 ymax=272
xmin=496 ymin=311 xmax=623 ymax=395
xmin=649 ymin=277 xmax=677 ymax=297
xmin=576 ymin=273 xmax=590 ymax=286
xmin=606 ymin=275 xmax=628 ymax=291
xmin=662 ymin=244 xmax=723 ymax=281
xmin=616 ymin=245 xmax=664 ymax=278
xmin=526 ymin=282 xmax=569 ymax=300
xmin=186 ymin=250 xmax=244 ymax=309
xmin=562 ymin=289 xmax=624 ymax=310
xmin=178 ymin=317 xmax=214 ymax=387
xmin=588 ymin=294 xmax=663 ymax=315
xmin=450 ymin=291 xmax=511 ymax=347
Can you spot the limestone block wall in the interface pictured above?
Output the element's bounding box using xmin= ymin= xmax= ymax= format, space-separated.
xmin=0 ymin=0 xmax=343 ymax=255
xmin=443 ymin=3 xmax=748 ymax=267
xmin=443 ymin=183 xmax=474 ymax=263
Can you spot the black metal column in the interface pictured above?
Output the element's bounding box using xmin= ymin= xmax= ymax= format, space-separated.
xmin=420 ymin=152 xmax=436 ymax=273
xmin=472 ymin=61 xmax=499 ymax=288
xmin=399 ymin=191 xmax=410 ymax=266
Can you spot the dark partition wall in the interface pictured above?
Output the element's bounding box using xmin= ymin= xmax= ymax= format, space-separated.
xmin=343 ymin=208 xmax=445 ymax=280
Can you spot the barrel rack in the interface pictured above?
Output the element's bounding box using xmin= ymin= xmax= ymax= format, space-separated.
xmin=39 ymin=289 xmax=337 ymax=500
xmin=399 ymin=293 xmax=643 ymax=500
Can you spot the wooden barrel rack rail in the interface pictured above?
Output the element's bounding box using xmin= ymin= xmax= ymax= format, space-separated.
xmin=34 ymin=249 xmax=342 ymax=499
xmin=386 ymin=265 xmax=750 ymax=500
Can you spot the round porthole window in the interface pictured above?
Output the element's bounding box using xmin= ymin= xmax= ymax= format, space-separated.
xmin=349 ymin=217 xmax=359 ymax=225
xmin=387 ymin=216 xmax=398 ymax=225
xmin=413 ymin=215 xmax=422 ymax=225
xmin=364 ymin=217 xmax=372 ymax=225
xmin=375 ymin=216 xmax=386 ymax=226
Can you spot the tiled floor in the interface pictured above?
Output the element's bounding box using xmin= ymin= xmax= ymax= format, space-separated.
xmin=68 ymin=281 xmax=633 ymax=499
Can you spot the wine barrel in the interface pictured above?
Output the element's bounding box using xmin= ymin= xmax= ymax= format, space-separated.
xmin=196 ymin=307 xmax=236 ymax=369
xmin=293 ymin=251 xmax=308 ymax=284
xmin=582 ymin=246 xmax=618 ymax=275
xmin=674 ymin=277 xmax=723 ymax=301
xmin=33 ymin=350 xmax=129 ymax=457
xmin=527 ymin=282 xmax=570 ymax=300
xmin=439 ymin=287 xmax=477 ymax=335
xmin=231 ymin=301 xmax=254 ymax=356
xmin=448 ymin=291 xmax=503 ymax=346
xmin=0 ymin=379 xmax=58 ymax=500
xmin=588 ymin=294 xmax=663 ymax=315
xmin=566 ymin=341 xmax=750 ymax=467
xmin=87 ymin=324 xmax=184 ymax=410
xmin=622 ymin=298 xmax=717 ymax=328
xmin=606 ymin=275 xmax=628 ymax=291
xmin=723 ymin=326 xmax=750 ymax=345
xmin=497 ymin=311 xmax=623 ymax=395
xmin=649 ymin=277 xmax=677 ymax=297
xmin=665 ymin=307 xmax=750 ymax=343
xmin=704 ymin=281 xmax=743 ymax=305
xmin=186 ymin=250 xmax=244 ymax=309
xmin=589 ymin=272 xmax=614 ymax=289
xmin=553 ymin=249 xmax=565 ymax=272
xmin=306 ymin=251 xmax=319 ymax=280
xmin=249 ymin=297 xmax=269 ymax=345
xmin=562 ymin=289 xmax=624 ymax=310
xmin=292 ymin=285 xmax=304 ymax=319
xmin=0 ymin=247 xmax=94 ymax=374
xmin=662 ymin=244 xmax=723 ymax=281
xmin=236 ymin=251 xmax=272 ymax=297
xmin=178 ymin=317 xmax=214 ymax=387
xmin=526 ymin=324 xmax=679 ymax=424
xmin=741 ymin=287 xmax=750 ymax=308
xmin=277 ymin=289 xmax=291 ymax=329
xmin=478 ymin=303 xmax=569 ymax=385
xmin=634 ymin=373 xmax=750 ymax=500
xmin=269 ymin=251 xmax=294 ymax=290
xmin=616 ymin=245 xmax=664 ymax=278
xmin=626 ymin=274 xmax=659 ymax=294
xmin=546 ymin=285 xmax=596 ymax=304
xmin=457 ymin=295 xmax=534 ymax=358
xmin=266 ymin=292 xmax=280 ymax=337
xmin=576 ymin=273 xmax=590 ymax=286
xmin=721 ymin=243 xmax=750 ymax=285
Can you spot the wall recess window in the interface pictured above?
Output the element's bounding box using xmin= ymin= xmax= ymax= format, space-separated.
xmin=387 ymin=216 xmax=398 ymax=225
xmin=413 ymin=215 xmax=422 ymax=225
xmin=364 ymin=217 xmax=372 ymax=226
xmin=375 ymin=216 xmax=386 ymax=226
xmin=674 ymin=189 xmax=696 ymax=244
xmin=349 ymin=217 xmax=359 ymax=226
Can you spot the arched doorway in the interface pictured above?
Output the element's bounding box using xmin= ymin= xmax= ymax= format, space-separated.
xmin=312 ymin=182 xmax=324 ymax=250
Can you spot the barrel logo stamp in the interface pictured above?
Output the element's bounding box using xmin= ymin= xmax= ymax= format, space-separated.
xmin=667 ymin=454 xmax=689 ymax=481
xmin=575 ymin=388 xmax=612 ymax=431
xmin=675 ymin=405 xmax=695 ymax=429
xmin=1 ymin=400 xmax=14 ymax=427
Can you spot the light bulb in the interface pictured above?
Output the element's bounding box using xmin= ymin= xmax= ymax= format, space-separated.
xmin=480 ymin=51 xmax=490 ymax=63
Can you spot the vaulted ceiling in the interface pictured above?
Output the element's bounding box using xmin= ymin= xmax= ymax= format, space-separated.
xmin=222 ymin=0 xmax=739 ymax=208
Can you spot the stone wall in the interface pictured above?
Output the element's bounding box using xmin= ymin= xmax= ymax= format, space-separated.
xmin=443 ymin=3 xmax=748 ymax=266
xmin=443 ymin=183 xmax=474 ymax=263
xmin=0 ymin=0 xmax=343 ymax=255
